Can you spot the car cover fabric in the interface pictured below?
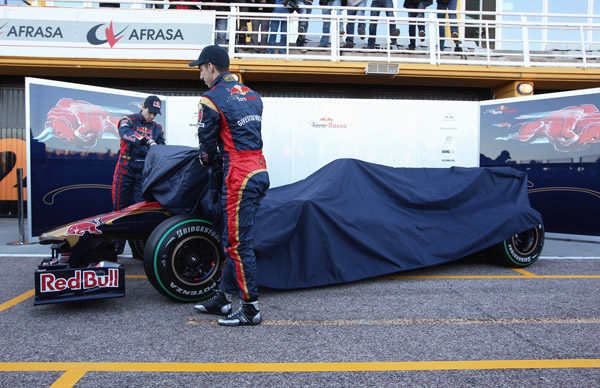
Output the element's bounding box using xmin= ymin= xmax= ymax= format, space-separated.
xmin=142 ymin=145 xmax=220 ymax=221
xmin=143 ymin=148 xmax=542 ymax=290
xmin=253 ymin=158 xmax=543 ymax=289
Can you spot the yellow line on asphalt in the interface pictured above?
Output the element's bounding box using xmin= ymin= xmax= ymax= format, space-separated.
xmin=0 ymin=289 xmax=34 ymax=312
xmin=1 ymin=359 xmax=599 ymax=374
xmin=382 ymin=275 xmax=600 ymax=279
xmin=50 ymin=369 xmax=87 ymax=388
xmin=512 ymin=268 xmax=537 ymax=276
xmin=187 ymin=317 xmax=600 ymax=326
xmin=126 ymin=275 xmax=147 ymax=279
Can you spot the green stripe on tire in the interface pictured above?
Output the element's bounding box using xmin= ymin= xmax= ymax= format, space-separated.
xmin=153 ymin=219 xmax=212 ymax=301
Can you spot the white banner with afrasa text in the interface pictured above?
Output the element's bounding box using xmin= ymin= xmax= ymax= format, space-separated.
xmin=0 ymin=6 xmax=213 ymax=60
xmin=166 ymin=97 xmax=480 ymax=188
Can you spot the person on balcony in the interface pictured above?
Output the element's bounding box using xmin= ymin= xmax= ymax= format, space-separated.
xmin=202 ymin=0 xmax=231 ymax=45
xmin=341 ymin=0 xmax=366 ymax=49
xmin=250 ymin=0 xmax=274 ymax=53
xmin=268 ymin=0 xmax=312 ymax=53
xmin=404 ymin=0 xmax=432 ymax=50
xmin=436 ymin=0 xmax=461 ymax=52
xmin=366 ymin=0 xmax=400 ymax=49
xmin=318 ymin=0 xmax=346 ymax=48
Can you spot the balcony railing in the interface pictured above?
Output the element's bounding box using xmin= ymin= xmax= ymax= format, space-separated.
xmin=8 ymin=0 xmax=600 ymax=68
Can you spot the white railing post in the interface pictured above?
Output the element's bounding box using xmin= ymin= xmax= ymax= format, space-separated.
xmin=227 ymin=7 xmax=237 ymax=56
xmin=484 ymin=20 xmax=491 ymax=66
xmin=521 ymin=15 xmax=530 ymax=66
xmin=580 ymin=24 xmax=588 ymax=68
xmin=428 ymin=12 xmax=437 ymax=65
xmin=332 ymin=14 xmax=340 ymax=61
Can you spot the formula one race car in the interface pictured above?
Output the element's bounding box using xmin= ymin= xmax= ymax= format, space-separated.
xmin=35 ymin=201 xmax=223 ymax=305
xmin=34 ymin=146 xmax=546 ymax=305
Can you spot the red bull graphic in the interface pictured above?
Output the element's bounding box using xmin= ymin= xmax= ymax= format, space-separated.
xmin=39 ymin=268 xmax=119 ymax=293
xmin=228 ymin=85 xmax=257 ymax=101
xmin=37 ymin=98 xmax=120 ymax=148
xmin=480 ymin=93 xmax=600 ymax=237
xmin=229 ymin=85 xmax=251 ymax=96
xmin=496 ymin=104 xmax=600 ymax=151
xmin=66 ymin=217 xmax=103 ymax=236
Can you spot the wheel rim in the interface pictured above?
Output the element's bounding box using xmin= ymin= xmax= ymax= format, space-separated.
xmin=171 ymin=236 xmax=220 ymax=286
xmin=510 ymin=228 xmax=539 ymax=256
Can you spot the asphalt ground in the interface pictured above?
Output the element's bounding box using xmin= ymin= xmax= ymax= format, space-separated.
xmin=0 ymin=218 xmax=599 ymax=387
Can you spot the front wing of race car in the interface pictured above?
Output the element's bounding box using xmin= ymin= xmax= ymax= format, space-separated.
xmin=34 ymin=259 xmax=125 ymax=305
xmin=34 ymin=201 xmax=170 ymax=305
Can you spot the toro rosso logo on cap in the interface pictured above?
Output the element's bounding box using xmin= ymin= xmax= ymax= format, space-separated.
xmin=66 ymin=218 xmax=102 ymax=236
xmin=87 ymin=21 xmax=128 ymax=48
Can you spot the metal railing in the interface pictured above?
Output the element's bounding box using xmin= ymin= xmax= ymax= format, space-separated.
xmin=9 ymin=0 xmax=600 ymax=68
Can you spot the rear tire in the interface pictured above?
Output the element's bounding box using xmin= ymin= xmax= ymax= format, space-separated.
xmin=488 ymin=224 xmax=545 ymax=267
xmin=143 ymin=215 xmax=224 ymax=302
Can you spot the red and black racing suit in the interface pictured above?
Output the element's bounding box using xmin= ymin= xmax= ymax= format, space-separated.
xmin=112 ymin=112 xmax=165 ymax=212
xmin=197 ymin=72 xmax=270 ymax=302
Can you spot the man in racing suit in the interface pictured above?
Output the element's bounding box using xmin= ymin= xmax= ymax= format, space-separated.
xmin=112 ymin=95 xmax=165 ymax=252
xmin=190 ymin=45 xmax=270 ymax=326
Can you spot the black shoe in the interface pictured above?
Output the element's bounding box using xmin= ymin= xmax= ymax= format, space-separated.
xmin=218 ymin=300 xmax=262 ymax=326
xmin=407 ymin=45 xmax=415 ymax=51
xmin=194 ymin=290 xmax=232 ymax=316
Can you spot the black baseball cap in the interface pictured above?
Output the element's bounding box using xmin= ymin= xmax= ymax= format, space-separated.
xmin=144 ymin=95 xmax=162 ymax=114
xmin=188 ymin=45 xmax=230 ymax=67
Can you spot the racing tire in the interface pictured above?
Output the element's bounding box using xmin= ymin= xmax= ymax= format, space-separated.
xmin=488 ymin=224 xmax=545 ymax=268
xmin=128 ymin=240 xmax=146 ymax=261
xmin=143 ymin=215 xmax=224 ymax=302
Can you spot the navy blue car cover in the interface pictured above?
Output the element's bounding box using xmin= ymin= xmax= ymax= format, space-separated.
xmin=253 ymin=159 xmax=543 ymax=289
xmin=142 ymin=147 xmax=542 ymax=290
xmin=142 ymin=145 xmax=220 ymax=221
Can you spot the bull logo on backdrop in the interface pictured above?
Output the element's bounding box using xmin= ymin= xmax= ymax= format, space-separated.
xmin=494 ymin=104 xmax=600 ymax=151
xmin=36 ymin=98 xmax=121 ymax=148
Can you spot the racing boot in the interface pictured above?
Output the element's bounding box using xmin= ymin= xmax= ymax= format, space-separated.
xmin=193 ymin=290 xmax=232 ymax=316
xmin=218 ymin=299 xmax=262 ymax=326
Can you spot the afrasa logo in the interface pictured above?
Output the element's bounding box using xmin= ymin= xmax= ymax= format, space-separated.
xmin=2 ymin=23 xmax=63 ymax=39
xmin=87 ymin=20 xmax=184 ymax=48
xmin=87 ymin=21 xmax=127 ymax=47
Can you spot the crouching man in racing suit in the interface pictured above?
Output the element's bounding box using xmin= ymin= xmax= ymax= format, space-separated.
xmin=112 ymin=95 xmax=165 ymax=253
xmin=190 ymin=45 xmax=270 ymax=326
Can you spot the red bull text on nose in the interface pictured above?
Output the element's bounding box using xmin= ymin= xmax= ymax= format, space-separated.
xmin=39 ymin=268 xmax=119 ymax=293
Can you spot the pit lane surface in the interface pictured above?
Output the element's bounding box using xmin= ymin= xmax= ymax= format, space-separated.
xmin=1 ymin=219 xmax=599 ymax=387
